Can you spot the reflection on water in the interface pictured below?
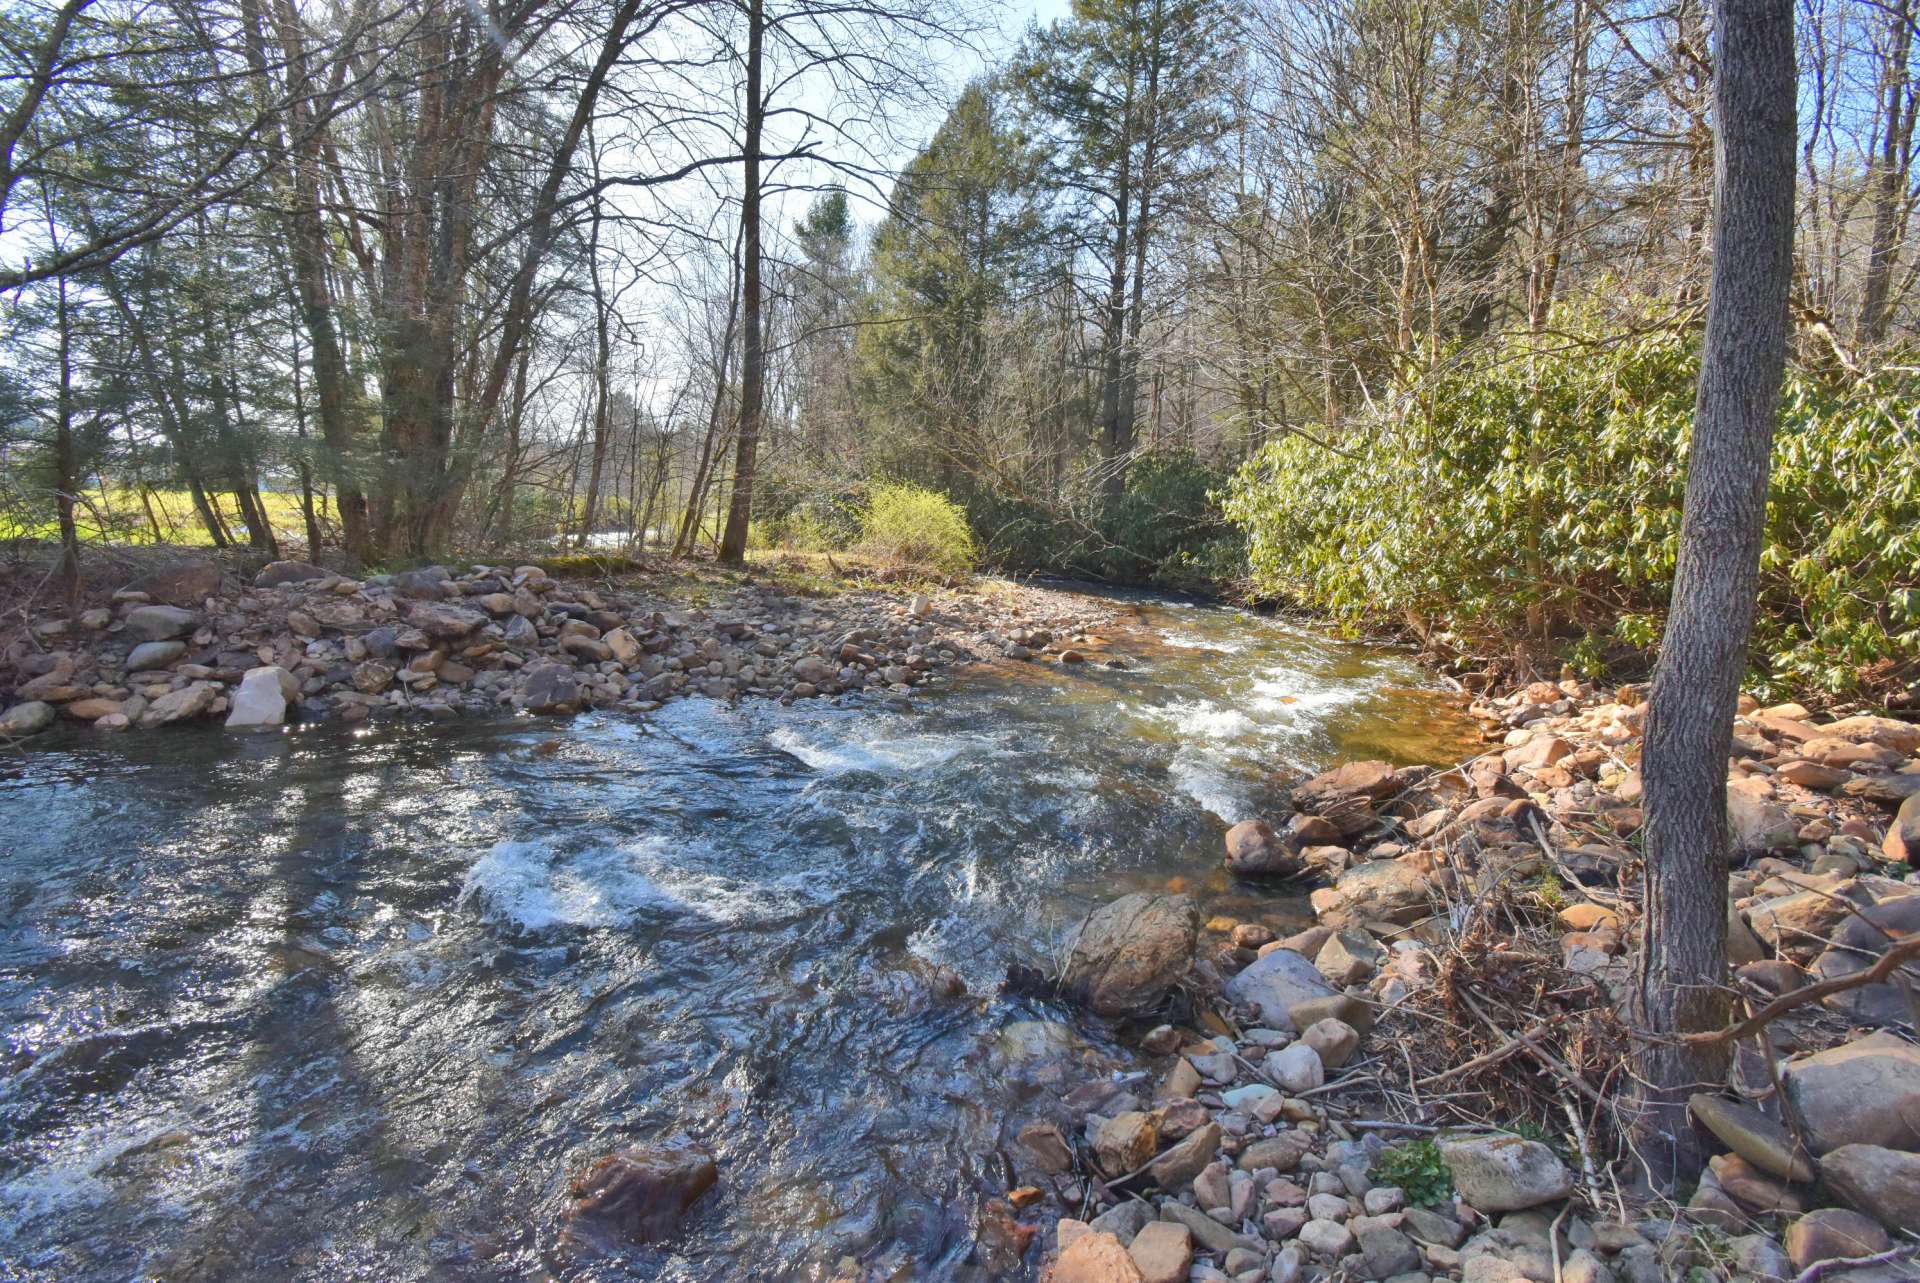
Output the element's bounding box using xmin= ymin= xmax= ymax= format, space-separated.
xmin=0 ymin=588 xmax=1473 ymax=1281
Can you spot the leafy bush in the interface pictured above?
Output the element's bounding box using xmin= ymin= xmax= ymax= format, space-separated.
xmin=1222 ymin=306 xmax=1920 ymax=696
xmin=1369 ymin=1138 xmax=1454 ymax=1208
xmin=1093 ymin=449 xmax=1243 ymax=588
xmin=859 ymin=481 xmax=980 ymax=575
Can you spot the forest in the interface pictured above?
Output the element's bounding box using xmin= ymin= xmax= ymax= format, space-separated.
xmin=3 ymin=0 xmax=1917 ymax=696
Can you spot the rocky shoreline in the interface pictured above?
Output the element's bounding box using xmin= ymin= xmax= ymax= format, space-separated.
xmin=0 ymin=553 xmax=1128 ymax=737
xmin=1009 ymin=681 xmax=1919 ymax=1283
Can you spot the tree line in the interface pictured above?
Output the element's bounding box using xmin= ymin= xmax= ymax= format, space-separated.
xmin=2 ymin=0 xmax=1917 ymax=617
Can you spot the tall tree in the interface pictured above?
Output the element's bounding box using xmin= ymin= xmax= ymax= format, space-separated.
xmin=1632 ymin=0 xmax=1796 ymax=1180
xmin=719 ymin=0 xmax=768 ymax=564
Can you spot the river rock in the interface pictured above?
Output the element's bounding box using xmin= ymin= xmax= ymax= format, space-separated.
xmin=2 ymin=701 xmax=55 ymax=735
xmin=1156 ymin=1200 xmax=1257 ymax=1255
xmin=255 ymin=560 xmax=328 ymax=588
xmin=129 ymin=557 xmax=221 ymax=604
xmin=1147 ymin=1121 xmax=1220 ymax=1190
xmin=561 ymin=1140 xmax=717 ymax=1249
xmin=1687 ymin=1094 xmax=1815 ymax=1182
xmin=791 ymin=655 xmax=836 ymax=685
xmin=226 ymin=666 xmax=296 ymax=728
xmin=1316 ymin=928 xmax=1383 ymax=986
xmin=1298 ymin=1218 xmax=1356 ymax=1258
xmin=1826 ymin=715 xmax=1920 ymax=755
xmin=125 ymin=604 xmax=197 ymax=641
xmin=140 ymin=682 xmax=217 ymax=727
xmin=1054 ymin=1230 xmax=1146 ymax=1283
xmin=1267 ymin=1041 xmax=1325 ymax=1092
xmin=1819 ymin=1144 xmax=1920 ymax=1231
xmin=1885 ymin=793 xmax=1920 ymax=864
xmin=126 ymin=640 xmax=186 ymax=670
xmin=1310 ymin=859 xmax=1433 ymax=926
xmin=1357 ymin=1226 xmax=1422 ymax=1280
xmin=521 ymin=664 xmax=581 ymax=714
xmin=1438 ymin=1135 xmax=1573 ymax=1212
xmin=1727 ymin=775 xmax=1797 ymax=852
xmin=1061 ymin=893 xmax=1198 ymax=1017
xmin=1094 ymin=1111 xmax=1159 ymax=1176
xmin=1223 ymin=947 xmax=1337 ymax=1030
xmin=1125 ymin=1221 xmax=1191 ymax=1283
xmin=1782 ymin=1208 xmax=1890 ymax=1272
xmin=1224 ymin=818 xmax=1302 ymax=877
xmin=1781 ymin=1031 xmax=1920 ymax=1154
xmin=1089 ymin=1200 xmax=1153 ymax=1245
xmin=1296 ymin=760 xmax=1401 ymax=807
xmin=402 ymin=599 xmax=485 ymax=639
xmin=1301 ymin=1017 xmax=1360 ymax=1069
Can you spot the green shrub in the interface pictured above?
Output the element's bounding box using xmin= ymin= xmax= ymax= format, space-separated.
xmin=1369 ymin=1138 xmax=1454 ymax=1207
xmin=1093 ymin=449 xmax=1243 ymax=588
xmin=1222 ymin=305 xmax=1920 ymax=696
xmin=859 ymin=481 xmax=980 ymax=575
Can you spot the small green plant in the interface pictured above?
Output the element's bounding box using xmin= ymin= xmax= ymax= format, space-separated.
xmin=1505 ymin=1119 xmax=1573 ymax=1165
xmin=1369 ymin=1138 xmax=1454 ymax=1208
xmin=1527 ymin=871 xmax=1569 ymax=911
xmin=859 ymin=481 xmax=979 ymax=576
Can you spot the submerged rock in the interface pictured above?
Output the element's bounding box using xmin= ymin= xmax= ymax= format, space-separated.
xmin=560 ymin=1140 xmax=717 ymax=1251
xmin=1223 ymin=818 xmax=1303 ymax=877
xmin=1061 ymin=893 xmax=1198 ymax=1017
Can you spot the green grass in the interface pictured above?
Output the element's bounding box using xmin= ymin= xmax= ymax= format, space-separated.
xmin=0 ymin=486 xmax=315 ymax=547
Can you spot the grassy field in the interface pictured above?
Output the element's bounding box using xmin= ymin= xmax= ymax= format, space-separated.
xmin=0 ymin=486 xmax=316 ymax=547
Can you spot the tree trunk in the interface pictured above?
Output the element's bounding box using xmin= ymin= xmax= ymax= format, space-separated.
xmin=1632 ymin=0 xmax=1796 ymax=1184
xmin=717 ymin=0 xmax=765 ymax=565
xmin=1856 ymin=0 xmax=1914 ymax=346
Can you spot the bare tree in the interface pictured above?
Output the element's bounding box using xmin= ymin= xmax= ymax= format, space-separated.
xmin=1632 ymin=0 xmax=1797 ymax=1182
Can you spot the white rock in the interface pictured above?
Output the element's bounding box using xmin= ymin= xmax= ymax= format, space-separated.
xmin=226 ymin=666 xmax=296 ymax=728
xmin=1266 ymin=1041 xmax=1325 ymax=1093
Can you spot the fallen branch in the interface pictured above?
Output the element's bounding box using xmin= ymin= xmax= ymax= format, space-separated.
xmin=1792 ymin=1247 xmax=1913 ymax=1283
xmin=1415 ymin=1022 xmax=1550 ymax=1088
xmin=1672 ymin=933 xmax=1920 ymax=1046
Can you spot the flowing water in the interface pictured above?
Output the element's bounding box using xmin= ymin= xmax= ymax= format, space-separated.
xmin=0 ymin=589 xmax=1475 ymax=1283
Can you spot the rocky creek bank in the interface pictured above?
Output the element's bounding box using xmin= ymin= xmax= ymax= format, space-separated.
xmin=1001 ymin=680 xmax=1920 ymax=1283
xmin=0 ymin=554 xmax=1126 ymax=736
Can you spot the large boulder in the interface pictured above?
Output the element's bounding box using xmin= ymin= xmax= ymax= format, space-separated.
xmin=560 ymin=1140 xmax=717 ymax=1251
xmin=128 ymin=557 xmax=222 ymax=605
xmin=1782 ymin=1031 xmax=1920 ymax=1154
xmin=1223 ymin=818 xmax=1303 ymax=877
xmin=1223 ymin=948 xmax=1338 ymax=1031
xmin=1061 ymin=893 xmax=1198 ymax=1017
xmin=1309 ymin=859 xmax=1433 ymax=926
xmin=124 ymin=604 xmax=197 ymax=641
xmin=1438 ymin=1134 xmax=1573 ymax=1213
xmin=1820 ymin=1144 xmax=1920 ymax=1231
xmin=226 ymin=666 xmax=297 ymax=729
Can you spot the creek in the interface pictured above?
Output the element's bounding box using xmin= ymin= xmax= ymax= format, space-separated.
xmin=0 ymin=588 xmax=1476 ymax=1282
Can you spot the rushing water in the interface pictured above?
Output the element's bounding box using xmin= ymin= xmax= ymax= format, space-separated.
xmin=0 ymin=589 xmax=1475 ymax=1283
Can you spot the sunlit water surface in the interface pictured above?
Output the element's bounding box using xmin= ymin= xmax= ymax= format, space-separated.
xmin=0 ymin=589 xmax=1474 ymax=1282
